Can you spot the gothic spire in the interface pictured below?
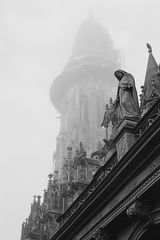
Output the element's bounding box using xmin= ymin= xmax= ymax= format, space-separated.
xmin=143 ymin=43 xmax=159 ymax=100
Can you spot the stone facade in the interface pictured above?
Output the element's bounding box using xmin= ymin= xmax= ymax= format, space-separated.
xmin=49 ymin=15 xmax=120 ymax=177
xmin=49 ymin=44 xmax=160 ymax=240
xmin=21 ymin=15 xmax=160 ymax=240
xmin=21 ymin=15 xmax=121 ymax=240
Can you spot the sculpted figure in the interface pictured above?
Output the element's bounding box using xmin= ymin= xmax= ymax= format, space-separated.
xmin=101 ymin=99 xmax=119 ymax=136
xmin=114 ymin=70 xmax=140 ymax=121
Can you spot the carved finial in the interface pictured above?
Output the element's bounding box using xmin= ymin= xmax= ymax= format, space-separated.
xmin=67 ymin=145 xmax=72 ymax=151
xmin=94 ymin=228 xmax=111 ymax=240
xmin=53 ymin=170 xmax=58 ymax=183
xmin=105 ymin=104 xmax=109 ymax=111
xmin=146 ymin=43 xmax=152 ymax=53
xmin=54 ymin=170 xmax=58 ymax=178
xmin=48 ymin=173 xmax=53 ymax=181
xmin=33 ymin=195 xmax=36 ymax=202
xmin=37 ymin=195 xmax=41 ymax=201
xmin=79 ymin=142 xmax=84 ymax=152
xmin=109 ymin=97 xmax=113 ymax=105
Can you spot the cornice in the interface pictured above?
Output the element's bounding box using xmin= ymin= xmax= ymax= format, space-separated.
xmin=51 ymin=99 xmax=160 ymax=240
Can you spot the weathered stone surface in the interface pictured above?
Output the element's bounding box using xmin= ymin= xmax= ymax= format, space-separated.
xmin=116 ymin=131 xmax=136 ymax=161
xmin=114 ymin=70 xmax=140 ymax=121
xmin=114 ymin=116 xmax=138 ymax=161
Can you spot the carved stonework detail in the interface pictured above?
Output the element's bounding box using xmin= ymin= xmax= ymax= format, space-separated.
xmin=93 ymin=228 xmax=111 ymax=240
xmin=82 ymin=169 xmax=160 ymax=240
xmin=91 ymin=139 xmax=115 ymax=160
xmin=114 ymin=70 xmax=140 ymax=121
xmin=126 ymin=200 xmax=151 ymax=222
xmin=116 ymin=131 xmax=136 ymax=161
xmin=116 ymin=134 xmax=127 ymax=160
xmin=140 ymin=44 xmax=160 ymax=115
xmin=137 ymin=100 xmax=160 ymax=139
xmin=101 ymin=98 xmax=119 ymax=138
xmin=128 ymin=209 xmax=160 ymax=240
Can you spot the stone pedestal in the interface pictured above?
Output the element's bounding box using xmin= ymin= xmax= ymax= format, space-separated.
xmin=114 ymin=117 xmax=139 ymax=161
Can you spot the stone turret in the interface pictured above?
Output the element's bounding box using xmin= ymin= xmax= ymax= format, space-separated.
xmin=50 ymin=15 xmax=121 ymax=177
xmin=20 ymin=142 xmax=101 ymax=240
xmin=21 ymin=15 xmax=121 ymax=240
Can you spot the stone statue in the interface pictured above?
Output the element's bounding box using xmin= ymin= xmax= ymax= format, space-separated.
xmin=101 ymin=98 xmax=119 ymax=137
xmin=114 ymin=69 xmax=140 ymax=121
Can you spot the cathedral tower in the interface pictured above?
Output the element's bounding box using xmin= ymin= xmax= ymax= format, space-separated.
xmin=50 ymin=15 xmax=120 ymax=176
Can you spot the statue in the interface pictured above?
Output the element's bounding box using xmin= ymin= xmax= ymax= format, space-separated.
xmin=114 ymin=69 xmax=140 ymax=121
xmin=101 ymin=98 xmax=119 ymax=138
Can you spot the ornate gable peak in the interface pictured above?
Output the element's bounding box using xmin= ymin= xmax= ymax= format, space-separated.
xmin=140 ymin=44 xmax=160 ymax=113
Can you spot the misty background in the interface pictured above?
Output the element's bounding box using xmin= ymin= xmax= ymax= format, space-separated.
xmin=0 ymin=0 xmax=160 ymax=239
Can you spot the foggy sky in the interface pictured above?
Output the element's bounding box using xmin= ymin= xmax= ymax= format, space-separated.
xmin=0 ymin=0 xmax=160 ymax=239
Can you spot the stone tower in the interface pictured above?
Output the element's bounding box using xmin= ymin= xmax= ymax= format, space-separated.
xmin=50 ymin=15 xmax=120 ymax=177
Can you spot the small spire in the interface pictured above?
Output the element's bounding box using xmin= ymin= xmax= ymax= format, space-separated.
xmin=53 ymin=170 xmax=58 ymax=183
xmin=146 ymin=43 xmax=152 ymax=53
xmin=105 ymin=104 xmax=109 ymax=111
xmin=109 ymin=97 xmax=113 ymax=106
xmin=141 ymin=44 xmax=159 ymax=112
xmin=48 ymin=173 xmax=53 ymax=181
xmin=33 ymin=195 xmax=36 ymax=202
xmin=37 ymin=195 xmax=41 ymax=204
xmin=67 ymin=145 xmax=72 ymax=152
xmin=79 ymin=142 xmax=84 ymax=152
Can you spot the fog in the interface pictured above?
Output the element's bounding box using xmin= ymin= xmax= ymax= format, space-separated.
xmin=0 ymin=0 xmax=160 ymax=239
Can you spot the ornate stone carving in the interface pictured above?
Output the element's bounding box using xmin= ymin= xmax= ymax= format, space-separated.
xmin=137 ymin=100 xmax=160 ymax=139
xmin=101 ymin=98 xmax=119 ymax=138
xmin=93 ymin=228 xmax=111 ymax=240
xmin=80 ymin=169 xmax=160 ymax=240
xmin=90 ymin=139 xmax=114 ymax=160
xmin=102 ymin=70 xmax=140 ymax=140
xmin=116 ymin=130 xmax=137 ymax=161
xmin=114 ymin=69 xmax=140 ymax=121
xmin=140 ymin=44 xmax=160 ymax=115
xmin=128 ymin=209 xmax=160 ymax=240
xmin=126 ymin=200 xmax=151 ymax=222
